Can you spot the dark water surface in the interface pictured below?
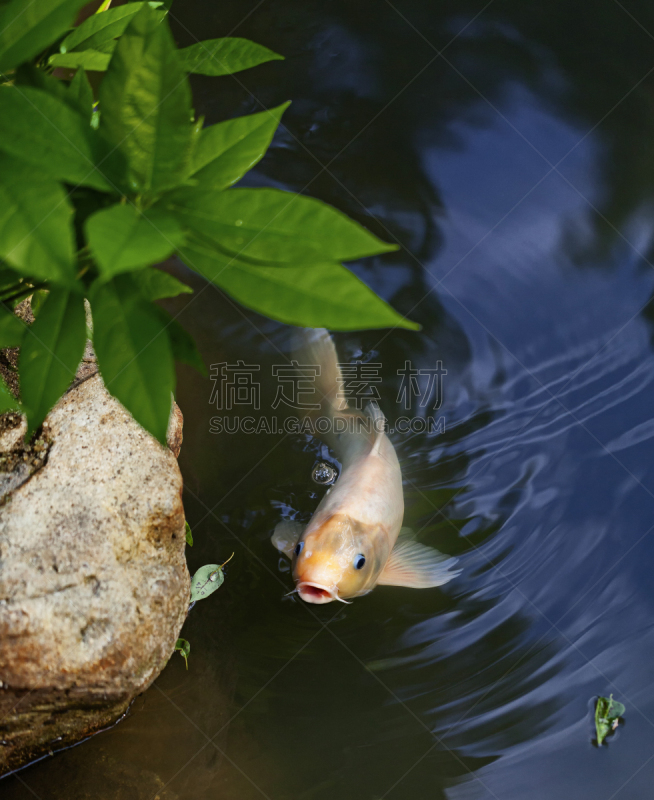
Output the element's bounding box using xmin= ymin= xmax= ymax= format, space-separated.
xmin=7 ymin=1 xmax=654 ymax=798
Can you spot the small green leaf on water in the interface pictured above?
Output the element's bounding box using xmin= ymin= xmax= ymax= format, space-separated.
xmin=185 ymin=521 xmax=193 ymax=547
xmin=595 ymin=694 xmax=625 ymax=745
xmin=190 ymin=554 xmax=233 ymax=602
xmin=175 ymin=637 xmax=190 ymax=669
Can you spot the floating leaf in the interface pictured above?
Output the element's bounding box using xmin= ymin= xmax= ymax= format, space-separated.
xmin=90 ymin=274 xmax=175 ymax=444
xmin=190 ymin=563 xmax=224 ymax=601
xmin=190 ymin=555 xmax=232 ymax=602
xmin=190 ymin=103 xmax=289 ymax=190
xmin=185 ymin=521 xmax=193 ymax=546
xmin=0 ymin=0 xmax=90 ymax=73
xmin=174 ymin=637 xmax=190 ymax=669
xmin=0 ymin=86 xmax=116 ymax=192
xmin=20 ymin=288 xmax=86 ymax=437
xmin=99 ymin=6 xmax=193 ymax=194
xmin=177 ymin=38 xmax=283 ymax=76
xmin=132 ymin=267 xmax=193 ymax=301
xmin=179 ymin=243 xmax=420 ymax=331
xmin=86 ymin=203 xmax=185 ymax=279
xmin=164 ymin=187 xmax=398 ymax=265
xmin=595 ymin=695 xmax=625 ymax=745
xmin=0 ymin=155 xmax=76 ymax=285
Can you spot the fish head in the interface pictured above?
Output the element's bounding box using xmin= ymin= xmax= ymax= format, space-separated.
xmin=292 ymin=514 xmax=390 ymax=603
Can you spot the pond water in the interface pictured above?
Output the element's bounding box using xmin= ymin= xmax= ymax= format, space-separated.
xmin=6 ymin=1 xmax=654 ymax=798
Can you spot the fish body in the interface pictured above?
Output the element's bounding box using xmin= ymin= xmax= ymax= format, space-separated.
xmin=272 ymin=329 xmax=458 ymax=604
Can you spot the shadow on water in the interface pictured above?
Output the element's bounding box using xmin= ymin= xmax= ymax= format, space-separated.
xmin=8 ymin=1 xmax=654 ymax=798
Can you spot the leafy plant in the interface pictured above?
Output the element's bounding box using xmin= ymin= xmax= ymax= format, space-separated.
xmin=595 ymin=695 xmax=624 ymax=745
xmin=0 ymin=0 xmax=415 ymax=445
xmin=185 ymin=520 xmax=193 ymax=547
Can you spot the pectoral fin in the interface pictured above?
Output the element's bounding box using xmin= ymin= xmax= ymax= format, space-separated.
xmin=272 ymin=520 xmax=305 ymax=559
xmin=378 ymin=533 xmax=460 ymax=588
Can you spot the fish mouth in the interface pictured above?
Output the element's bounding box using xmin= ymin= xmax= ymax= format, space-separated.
xmin=296 ymin=582 xmax=350 ymax=604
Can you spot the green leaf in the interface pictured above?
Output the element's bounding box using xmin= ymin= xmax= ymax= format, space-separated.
xmin=0 ymin=265 xmax=33 ymax=309
xmin=595 ymin=695 xmax=624 ymax=745
xmin=59 ymin=2 xmax=157 ymax=54
xmin=185 ymin=521 xmax=193 ymax=546
xmin=190 ymin=103 xmax=289 ymax=190
xmin=0 ymin=86 xmax=116 ymax=191
xmin=99 ymin=6 xmax=193 ymax=193
xmin=13 ymin=62 xmax=69 ymax=103
xmin=67 ymin=67 xmax=94 ymax=119
xmin=20 ymin=288 xmax=86 ymax=437
xmin=86 ymin=203 xmax=185 ymax=279
xmin=154 ymin=307 xmax=206 ymax=375
xmin=164 ymin=188 xmax=398 ymax=265
xmin=0 ymin=374 xmax=19 ymax=413
xmin=179 ymin=243 xmax=420 ymax=331
xmin=190 ymin=563 xmax=224 ymax=601
xmin=0 ymin=0 xmax=90 ymax=73
xmin=0 ymin=305 xmax=27 ymax=348
xmin=30 ymin=289 xmax=49 ymax=318
xmin=177 ymin=37 xmax=283 ymax=76
xmin=49 ymin=50 xmax=111 ymax=71
xmin=174 ymin=637 xmax=190 ymax=669
xmin=132 ymin=267 xmax=192 ymax=301
xmin=0 ymin=155 xmax=76 ymax=284
xmin=90 ymin=274 xmax=175 ymax=444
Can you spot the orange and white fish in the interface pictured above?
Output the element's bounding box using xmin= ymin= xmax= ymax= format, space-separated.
xmin=272 ymin=329 xmax=459 ymax=604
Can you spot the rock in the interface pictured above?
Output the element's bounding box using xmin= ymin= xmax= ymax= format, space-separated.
xmin=0 ymin=374 xmax=189 ymax=776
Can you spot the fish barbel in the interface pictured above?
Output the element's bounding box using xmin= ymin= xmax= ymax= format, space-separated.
xmin=272 ymin=329 xmax=459 ymax=604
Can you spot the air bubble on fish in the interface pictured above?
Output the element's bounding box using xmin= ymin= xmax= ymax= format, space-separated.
xmin=312 ymin=462 xmax=337 ymax=485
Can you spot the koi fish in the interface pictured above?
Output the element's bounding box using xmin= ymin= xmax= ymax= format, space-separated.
xmin=272 ymin=328 xmax=459 ymax=604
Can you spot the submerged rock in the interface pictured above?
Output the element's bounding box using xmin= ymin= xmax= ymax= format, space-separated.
xmin=0 ymin=373 xmax=189 ymax=776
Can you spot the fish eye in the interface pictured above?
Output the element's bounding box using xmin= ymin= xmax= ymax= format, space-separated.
xmin=354 ymin=554 xmax=366 ymax=570
xmin=294 ymin=542 xmax=304 ymax=557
